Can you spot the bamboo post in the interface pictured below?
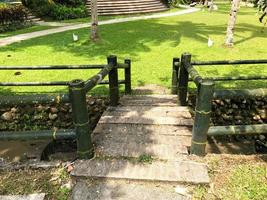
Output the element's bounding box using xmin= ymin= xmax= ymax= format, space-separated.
xmin=190 ymin=80 xmax=215 ymax=156
xmin=178 ymin=53 xmax=190 ymax=106
xmin=108 ymin=55 xmax=119 ymax=106
xmin=124 ymin=59 xmax=132 ymax=94
xmin=171 ymin=58 xmax=180 ymax=94
xmin=69 ymin=79 xmax=94 ymax=159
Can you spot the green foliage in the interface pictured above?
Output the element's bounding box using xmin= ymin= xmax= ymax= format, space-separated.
xmin=22 ymin=0 xmax=88 ymax=20
xmin=138 ymin=155 xmax=153 ymax=164
xmin=49 ymin=4 xmax=87 ymax=20
xmin=0 ymin=4 xmax=28 ymax=33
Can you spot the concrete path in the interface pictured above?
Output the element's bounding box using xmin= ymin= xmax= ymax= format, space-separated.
xmin=0 ymin=7 xmax=199 ymax=47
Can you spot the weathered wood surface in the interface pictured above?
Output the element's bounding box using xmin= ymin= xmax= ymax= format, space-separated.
xmin=72 ymin=159 xmax=210 ymax=184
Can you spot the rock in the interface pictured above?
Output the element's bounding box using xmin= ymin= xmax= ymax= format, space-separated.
xmin=10 ymin=107 xmax=17 ymax=113
xmin=49 ymin=113 xmax=58 ymax=120
xmin=36 ymin=105 xmax=44 ymax=112
xmin=50 ymin=107 xmax=58 ymax=113
xmin=89 ymin=100 xmax=95 ymax=106
xmin=253 ymin=115 xmax=261 ymax=121
xmin=1 ymin=112 xmax=13 ymax=121
xmin=259 ymin=135 xmax=266 ymax=141
xmin=61 ymin=181 xmax=72 ymax=190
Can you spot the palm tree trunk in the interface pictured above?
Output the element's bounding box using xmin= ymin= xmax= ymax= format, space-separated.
xmin=90 ymin=0 xmax=99 ymax=41
xmin=225 ymin=0 xmax=240 ymax=46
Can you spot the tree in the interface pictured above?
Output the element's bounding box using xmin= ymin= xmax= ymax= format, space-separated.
xmin=90 ymin=0 xmax=98 ymax=41
xmin=225 ymin=0 xmax=241 ymax=46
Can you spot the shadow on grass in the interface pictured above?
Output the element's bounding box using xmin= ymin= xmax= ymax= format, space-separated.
xmin=0 ymin=17 xmax=266 ymax=92
xmin=1 ymin=20 xmax=265 ymax=57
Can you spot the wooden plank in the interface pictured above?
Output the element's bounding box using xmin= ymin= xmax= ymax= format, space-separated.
xmin=99 ymin=115 xmax=193 ymax=125
xmin=94 ymin=124 xmax=192 ymax=136
xmin=72 ymin=159 xmax=210 ymax=184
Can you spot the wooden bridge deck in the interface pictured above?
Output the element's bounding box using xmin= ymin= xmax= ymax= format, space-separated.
xmin=72 ymin=95 xmax=210 ymax=199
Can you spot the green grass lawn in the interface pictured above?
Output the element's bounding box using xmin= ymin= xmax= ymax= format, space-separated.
xmin=0 ymin=26 xmax=56 ymax=39
xmin=0 ymin=3 xmax=266 ymax=94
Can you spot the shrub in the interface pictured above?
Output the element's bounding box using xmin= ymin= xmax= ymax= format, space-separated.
xmin=0 ymin=4 xmax=28 ymax=33
xmin=22 ymin=0 xmax=88 ymax=20
xmin=49 ymin=4 xmax=87 ymax=20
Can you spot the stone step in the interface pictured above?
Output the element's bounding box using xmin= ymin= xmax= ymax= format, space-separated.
xmin=99 ymin=115 xmax=193 ymax=125
xmin=86 ymin=0 xmax=168 ymax=15
xmin=95 ymin=140 xmax=189 ymax=159
xmin=86 ymin=4 xmax=165 ymax=9
xmin=86 ymin=6 xmax=167 ymax=12
xmin=87 ymin=0 xmax=165 ymax=3
xmin=86 ymin=2 xmax=162 ymax=7
xmin=71 ymin=159 xmax=210 ymax=184
xmin=72 ymin=180 xmax=191 ymax=200
xmin=104 ymin=107 xmax=191 ymax=118
xmin=94 ymin=124 xmax=192 ymax=136
xmin=119 ymin=95 xmax=178 ymax=106
xmin=93 ymin=122 xmax=191 ymax=160
xmin=88 ymin=8 xmax=168 ymax=15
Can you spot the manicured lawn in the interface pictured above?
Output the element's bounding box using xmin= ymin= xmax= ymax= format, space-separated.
xmin=0 ymin=3 xmax=266 ymax=94
xmin=0 ymin=26 xmax=56 ymax=39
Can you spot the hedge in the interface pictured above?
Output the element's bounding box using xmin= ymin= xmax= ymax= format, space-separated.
xmin=0 ymin=4 xmax=28 ymax=32
xmin=22 ymin=0 xmax=88 ymax=20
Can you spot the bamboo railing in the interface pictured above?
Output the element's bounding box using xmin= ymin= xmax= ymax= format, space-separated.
xmin=0 ymin=55 xmax=132 ymax=159
xmin=173 ymin=53 xmax=267 ymax=156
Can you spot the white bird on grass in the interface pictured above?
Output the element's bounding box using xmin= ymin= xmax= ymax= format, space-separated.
xmin=208 ymin=37 xmax=214 ymax=47
xmin=72 ymin=33 xmax=79 ymax=42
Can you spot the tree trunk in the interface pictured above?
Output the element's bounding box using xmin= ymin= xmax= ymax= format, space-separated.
xmin=90 ymin=0 xmax=99 ymax=41
xmin=225 ymin=0 xmax=240 ymax=46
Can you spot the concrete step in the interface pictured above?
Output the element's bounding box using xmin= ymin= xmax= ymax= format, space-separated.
xmin=86 ymin=1 xmax=162 ymax=6
xmin=99 ymin=105 xmax=193 ymax=125
xmin=86 ymin=3 xmax=165 ymax=8
xmin=89 ymin=8 xmax=168 ymax=15
xmin=119 ymin=95 xmax=178 ymax=106
xmin=71 ymin=159 xmax=210 ymax=184
xmin=94 ymin=124 xmax=192 ymax=136
xmin=86 ymin=0 xmax=168 ymax=15
xmin=72 ymin=180 xmax=191 ymax=200
xmin=104 ymin=106 xmax=192 ymax=118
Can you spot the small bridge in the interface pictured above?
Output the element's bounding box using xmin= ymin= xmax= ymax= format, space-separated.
xmin=71 ymin=94 xmax=209 ymax=199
